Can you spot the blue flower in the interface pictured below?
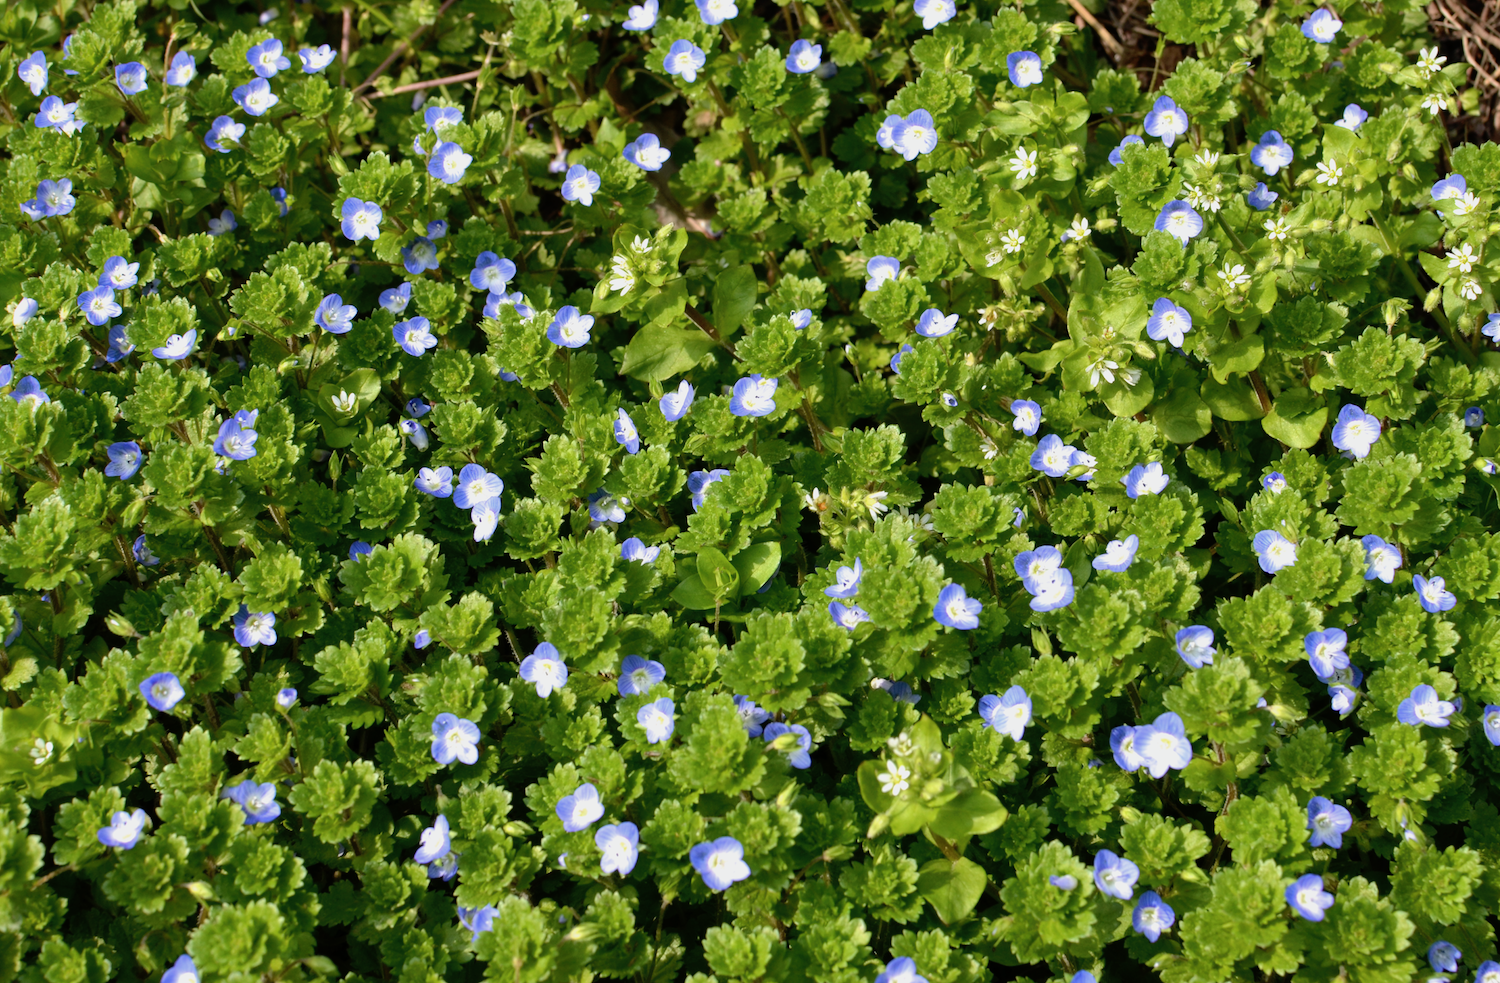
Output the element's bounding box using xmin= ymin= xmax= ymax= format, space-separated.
xmin=763 ymin=721 xmax=812 ymax=767
xmin=248 ymin=38 xmax=291 ymax=77
xmin=1432 ymin=173 xmax=1467 ymax=201
xmin=786 ymin=40 xmax=822 ymax=74
xmin=1465 ymin=406 xmax=1485 ymax=428
xmin=1111 ymin=724 xmax=1146 ymax=771
xmin=519 ymin=642 xmax=568 ymax=697
xmin=225 ymin=779 xmax=281 ymax=824
xmin=1146 ymin=297 xmax=1192 ymax=348
xmin=1144 ymin=95 xmax=1189 ymax=146
xmin=622 ymin=0 xmax=659 ymax=30
xmin=232 ymin=77 xmax=278 ymax=116
xmin=875 ymin=957 xmax=928 ymax=983
xmin=34 ymin=96 xmax=75 ymax=130
xmin=205 ymin=115 xmax=246 ymax=152
xmin=1175 ymin=625 xmax=1215 ymax=669
xmin=933 ymin=582 xmax=982 ymax=629
xmin=371 ymin=286 xmax=409 ymax=318
xmin=696 ymin=0 xmax=738 ymax=23
xmin=655 ymin=380 xmax=696 ymax=422
xmin=638 ymin=697 xmax=676 ymax=744
xmin=11 ymin=376 xmax=49 ymax=408
xmin=1006 ymin=50 xmax=1044 ymax=87
xmin=546 ymin=306 xmax=594 ymax=348
xmin=97 ymin=809 xmax=148 ymax=849
xmin=394 ymin=316 xmax=438 ymax=356
xmin=663 ymin=40 xmax=707 ymax=83
xmin=105 ymin=324 xmax=135 ymax=363
xmin=115 ymin=62 xmax=148 ymax=96
xmin=414 ymin=630 xmax=433 ymax=649
xmin=1477 ymin=962 xmax=1500 ymax=983
xmin=1359 ymin=534 xmax=1402 ymax=583
xmin=790 ymin=309 xmax=813 ymax=330
xmin=1429 ymin=942 xmax=1462 ymax=974
xmin=1306 ymin=796 xmax=1353 ymax=848
xmin=1155 ymin=200 xmax=1204 ymax=244
xmin=1286 ymin=873 xmax=1335 ymax=921
xmin=1397 ymin=683 xmax=1456 ymax=726
xmin=470 ymin=252 xmax=517 ymax=292
xmin=557 ymin=783 xmax=605 ymax=831
xmin=1093 ymin=535 xmax=1139 ymax=572
xmin=1247 ymin=182 xmax=1279 ymax=210
xmin=1013 ymin=546 xmax=1063 ymax=593
xmin=1263 ymin=471 xmax=1287 ymax=493
xmin=276 ymin=687 xmax=297 ymax=708
xmin=915 ymin=307 xmax=958 ymax=337
xmin=890 ymin=343 xmax=914 ymax=374
xmin=424 ymin=106 xmax=463 ymax=131
xmin=1132 ymin=891 xmax=1175 ymax=942
xmin=607 ymin=407 xmax=641 ymax=454
xmin=1093 ymin=849 xmax=1140 ymax=900
xmin=588 ymin=489 xmax=628 ymax=523
xmin=458 ymin=905 xmax=499 ymax=942
xmin=101 ymin=256 xmax=140 ymax=290
xmin=622 ymin=133 xmax=672 ymax=174
xmin=431 ymin=712 xmax=481 ymax=765
xmin=688 ymin=468 xmax=730 ymax=510
xmin=1335 ymin=103 xmax=1367 ymax=130
xmin=1137 ymin=711 xmax=1192 ymax=777
xmin=1123 ymin=462 xmax=1170 ymax=498
xmin=1327 ymin=664 xmax=1364 ymax=717
xmin=621 ymin=537 xmax=661 ymax=564
xmin=348 ymin=541 xmax=373 ymax=562
xmin=734 ymin=695 xmax=771 ymax=737
xmin=875 ymin=679 xmax=921 ymax=704
xmin=140 ymin=671 xmax=185 ymax=711
xmin=451 ymin=463 xmax=502 ymax=511
xmin=1414 ymin=574 xmax=1457 ymax=613
xmin=161 ymin=956 xmax=197 ymax=983
xmin=30 ymin=178 xmax=73 ymax=218
xmin=829 ymin=600 xmax=872 ymax=630
xmin=1030 ymin=434 xmax=1077 ymax=477
xmin=106 ymin=441 xmax=143 ymax=479
xmin=401 ymin=236 xmax=439 ymax=275
xmin=730 ymin=374 xmax=779 ymax=417
xmin=1071 ymin=974 xmax=1095 ymax=983
xmin=316 ymin=294 xmax=357 ymax=334
xmin=561 ymin=164 xmax=602 ymax=206
xmin=1304 ymin=628 xmax=1349 ymax=680
xmin=1252 ymin=530 xmax=1298 ymax=574
xmin=233 ymin=606 xmax=277 ymax=648
xmin=78 ymin=286 xmax=121 ymax=327
xmin=134 ymin=535 xmax=160 ymax=567
xmin=1108 ymin=134 xmax=1144 ymax=166
xmin=892 ymin=109 xmax=939 ymax=160
xmin=417 ymin=816 xmax=450 ymax=864
xmin=207 ymin=209 xmax=237 ymax=236
xmin=596 ymin=822 xmax=640 ymax=874
xmin=876 ymin=114 xmax=904 ymax=151
xmin=213 ymin=415 xmax=259 ymax=460
xmin=1250 ymin=131 xmax=1294 ymax=176
xmin=913 ymin=0 xmax=956 ymax=28
xmin=690 ymin=836 xmax=750 ymax=891
xmin=1301 ymin=8 xmax=1342 ymax=42
xmin=1049 ymin=874 xmax=1078 ymax=891
xmin=1008 ymin=398 xmax=1041 ymax=436
xmin=1485 ymin=705 xmax=1500 ymax=746
xmin=484 ymin=290 xmax=534 ymax=320
xmin=299 ymin=44 xmax=336 ymax=73
xmin=1331 ymin=403 xmax=1381 ymax=458
xmin=166 ymin=52 xmax=197 ymax=86
xmin=341 ymin=198 xmax=382 ymax=241
xmin=825 ymin=558 xmax=863 ymax=598
xmin=865 ymin=255 xmax=901 ymax=291
xmin=978 ymin=685 xmax=1032 ymax=740
xmin=618 ymin=655 xmax=666 ymax=696
xmin=18 ymin=52 xmax=47 ymax=96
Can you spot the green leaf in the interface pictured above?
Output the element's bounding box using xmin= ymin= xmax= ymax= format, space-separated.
xmin=1261 ymin=387 xmax=1328 ymax=448
xmin=712 ymin=265 xmax=758 ymax=338
xmin=916 ymin=856 xmax=987 ymax=924
xmin=619 ymin=323 xmax=716 ymax=381
xmin=732 ymin=541 xmax=781 ymax=596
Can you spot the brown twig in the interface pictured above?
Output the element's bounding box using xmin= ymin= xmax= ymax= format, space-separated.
xmin=351 ymin=0 xmax=461 ymax=97
xmin=371 ymin=70 xmax=483 ymax=98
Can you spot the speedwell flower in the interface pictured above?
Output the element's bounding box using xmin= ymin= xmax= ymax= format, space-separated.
xmin=690 ymin=837 xmax=750 ymax=891
xmin=1360 ymin=534 xmax=1402 ymax=582
xmin=933 ymin=582 xmax=981 ymax=629
xmin=394 ymin=317 xmax=438 ymax=356
xmin=1143 ymin=96 xmax=1189 ymax=146
xmin=233 ymin=606 xmax=277 ymax=648
xmin=415 ymin=815 xmax=451 ymax=863
xmin=1252 ymin=529 xmax=1298 ymax=573
xmin=1175 ymin=626 xmax=1215 ymax=669
xmin=1250 ymin=131 xmax=1294 ymax=175
xmin=978 ymin=686 xmax=1031 ymax=740
xmin=729 ymin=375 xmax=778 ymax=417
xmin=519 ymin=643 xmax=568 ymax=697
xmin=1307 ymin=796 xmax=1353 ymax=848
xmin=1332 ymin=403 xmax=1381 ymax=457
xmin=98 ymin=809 xmax=149 ymax=849
xmin=914 ymin=0 xmax=956 ymax=29
xmin=1132 ymin=891 xmax=1175 ymax=942
xmin=596 ymin=822 xmax=640 ymax=874
xmin=140 ymin=671 xmax=185 ymax=711
xmin=431 ymin=712 xmax=481 ymax=765
xmin=1287 ymin=874 xmax=1335 ymax=920
xmin=825 ymin=559 xmax=863 ymax=598
xmin=1093 ymin=535 xmax=1139 ymax=572
xmin=623 ymin=132 xmax=671 ymax=170
xmin=225 ymin=779 xmax=282 ymax=824
xmin=248 ymin=38 xmax=291 ymax=77
xmin=1301 ymin=8 xmax=1342 ymax=42
xmin=1007 ymin=51 xmax=1043 ymax=87
xmin=340 ymin=198 xmax=382 ymax=241
xmin=1413 ymin=575 xmax=1457 ymax=613
xmin=1093 ymin=849 xmax=1139 ymax=900
xmin=663 ymin=40 xmax=707 ymax=82
xmin=547 ymin=306 xmax=594 ymax=348
xmin=316 ymin=294 xmax=357 ymax=334
xmin=1155 ymin=201 xmax=1203 ymax=244
xmin=1397 ymin=683 xmax=1456 ymax=726
xmin=557 ymin=783 xmax=605 ymax=831
xmin=1123 ymin=462 xmax=1170 ymax=498
xmin=786 ymin=40 xmax=821 ymax=74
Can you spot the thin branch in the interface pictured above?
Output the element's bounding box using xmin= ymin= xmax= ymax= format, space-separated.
xmin=370 ymin=69 xmax=483 ymax=98
xmin=351 ymin=0 xmax=461 ymax=98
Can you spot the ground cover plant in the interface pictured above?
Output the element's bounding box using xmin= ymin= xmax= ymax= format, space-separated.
xmin=3 ymin=0 xmax=1500 ymax=980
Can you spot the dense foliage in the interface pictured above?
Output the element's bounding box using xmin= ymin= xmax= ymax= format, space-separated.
xmin=4 ymin=0 xmax=1500 ymax=980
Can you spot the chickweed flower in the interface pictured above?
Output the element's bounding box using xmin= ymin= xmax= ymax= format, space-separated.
xmin=1314 ymin=160 xmax=1343 ymax=186
xmin=1217 ymin=263 xmax=1251 ymax=289
xmin=1010 ymin=146 xmax=1038 ymax=181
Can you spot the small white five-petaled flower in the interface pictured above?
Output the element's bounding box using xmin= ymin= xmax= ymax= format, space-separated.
xmin=1460 ymin=277 xmax=1482 ymax=301
xmin=1448 ymin=243 xmax=1479 ymax=274
xmin=332 ymin=390 xmax=358 ymax=413
xmin=1002 ymin=229 xmax=1026 ymax=254
xmin=878 ymin=760 xmax=911 ymax=796
xmin=1315 ymin=160 xmax=1343 ymax=186
xmin=1421 ymin=93 xmax=1450 ymax=117
xmin=1010 ymin=146 xmax=1038 ymax=181
xmin=607 ymin=255 xmax=635 ymax=294
xmin=1218 ymin=263 xmax=1251 ymax=289
xmin=1417 ymin=47 xmax=1447 ymax=80
xmin=1264 ymin=217 xmax=1289 ymax=241
xmin=29 ymin=738 xmax=53 ymax=767
xmin=1454 ymin=191 xmax=1482 ymax=216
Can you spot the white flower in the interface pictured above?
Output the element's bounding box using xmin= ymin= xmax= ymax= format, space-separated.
xmin=607 ymin=255 xmax=635 ymax=294
xmin=29 ymin=738 xmax=53 ymax=767
xmin=1064 ymin=216 xmax=1091 ymax=241
xmin=981 ymin=436 xmax=999 ymax=460
xmin=331 ymin=389 xmax=358 ymax=413
xmin=1315 ymin=160 xmax=1342 ymax=187
xmin=1217 ymin=263 xmax=1251 ymax=288
xmin=1264 ymin=217 xmax=1289 ymax=241
xmin=1454 ymin=191 xmax=1482 ymax=216
xmin=630 ymin=234 xmax=652 ymax=253
xmin=1010 ymin=146 xmax=1038 ymax=181
xmin=1421 ymin=93 xmax=1450 ymax=116
xmin=1182 ymin=182 xmax=1222 ymax=213
xmin=864 ymin=490 xmax=890 ymax=521
xmin=878 ymin=761 xmax=912 ymax=796
xmin=803 ymin=487 xmax=829 ymax=513
xmin=1088 ymin=357 xmax=1119 ymax=387
xmin=1460 ymin=277 xmax=1482 ymax=301
xmin=1193 ymin=149 xmax=1221 ymax=168
xmin=1417 ymin=46 xmax=1447 ymax=80
xmin=1002 ymin=229 xmax=1026 ymax=254
xmin=1448 ymin=242 xmax=1479 ymax=273
xmin=887 ymin=732 xmax=915 ymax=757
